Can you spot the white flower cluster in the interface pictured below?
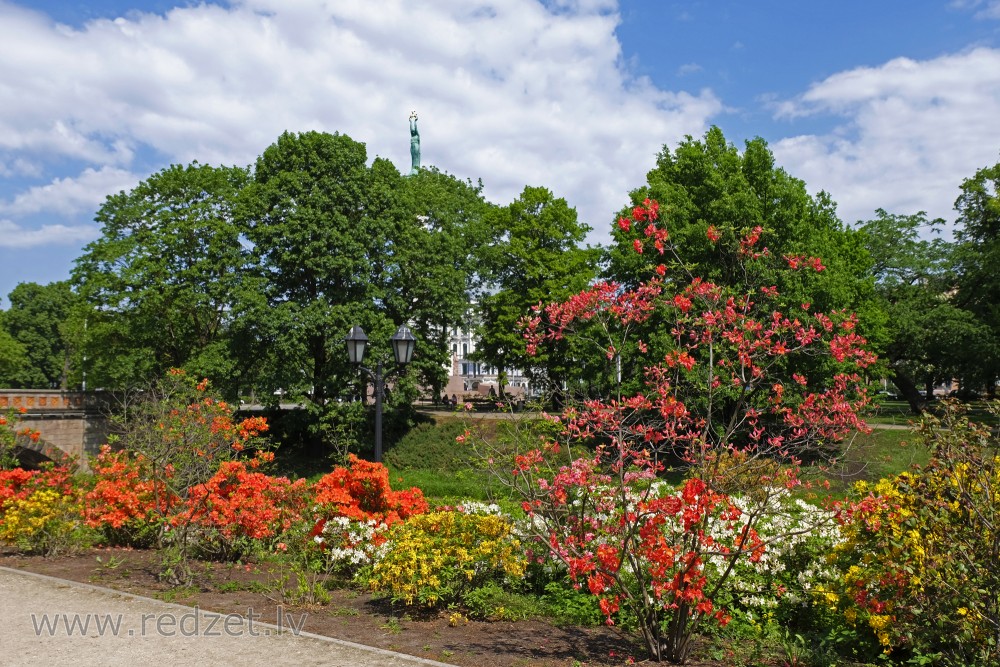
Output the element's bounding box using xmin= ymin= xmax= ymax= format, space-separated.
xmin=451 ymin=501 xmax=503 ymax=515
xmin=321 ymin=517 xmax=390 ymax=569
xmin=705 ymin=490 xmax=843 ymax=611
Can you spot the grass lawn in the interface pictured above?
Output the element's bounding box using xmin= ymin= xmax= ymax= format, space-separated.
xmin=818 ymin=426 xmax=930 ymax=496
xmin=273 ymin=404 xmax=967 ymax=506
xmin=378 ymin=411 xmax=939 ymax=503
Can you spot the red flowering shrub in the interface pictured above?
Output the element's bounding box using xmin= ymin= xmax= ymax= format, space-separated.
xmin=473 ymin=198 xmax=874 ymax=662
xmin=0 ymin=468 xmax=40 ymax=513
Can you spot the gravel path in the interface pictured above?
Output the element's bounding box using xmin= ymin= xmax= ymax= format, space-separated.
xmin=0 ymin=566 xmax=455 ymax=667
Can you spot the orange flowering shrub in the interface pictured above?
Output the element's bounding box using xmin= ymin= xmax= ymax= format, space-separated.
xmin=180 ymin=452 xmax=309 ymax=558
xmin=311 ymin=454 xmax=428 ymax=526
xmin=83 ymin=445 xmax=175 ymax=546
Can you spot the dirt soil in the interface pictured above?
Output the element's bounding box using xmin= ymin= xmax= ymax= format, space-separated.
xmin=1 ymin=547 xmax=681 ymax=667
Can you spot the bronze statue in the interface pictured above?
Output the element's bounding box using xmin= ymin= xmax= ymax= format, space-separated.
xmin=409 ymin=111 xmax=420 ymax=175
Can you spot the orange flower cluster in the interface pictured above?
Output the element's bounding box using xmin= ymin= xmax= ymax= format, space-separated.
xmin=312 ymin=454 xmax=428 ymax=526
xmin=180 ymin=455 xmax=308 ymax=540
xmin=83 ymin=445 xmax=174 ymax=530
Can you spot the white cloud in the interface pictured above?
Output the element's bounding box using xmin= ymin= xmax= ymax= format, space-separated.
xmin=772 ymin=47 xmax=1000 ymax=227
xmin=0 ymin=167 xmax=138 ymax=216
xmin=0 ymin=219 xmax=98 ymax=248
xmin=951 ymin=0 xmax=1000 ymax=20
xmin=0 ymin=0 xmax=722 ymax=247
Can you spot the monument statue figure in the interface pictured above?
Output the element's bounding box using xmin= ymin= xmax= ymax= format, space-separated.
xmin=409 ymin=111 xmax=420 ymax=175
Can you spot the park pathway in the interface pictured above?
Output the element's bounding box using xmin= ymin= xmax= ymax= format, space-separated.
xmin=0 ymin=566 xmax=455 ymax=667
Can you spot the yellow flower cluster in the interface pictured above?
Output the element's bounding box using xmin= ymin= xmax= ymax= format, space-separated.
xmin=829 ymin=446 xmax=1000 ymax=658
xmin=868 ymin=613 xmax=891 ymax=647
xmin=0 ymin=488 xmax=83 ymax=550
xmin=367 ymin=510 xmax=526 ymax=606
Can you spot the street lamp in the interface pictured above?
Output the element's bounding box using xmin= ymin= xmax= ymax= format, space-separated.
xmin=344 ymin=324 xmax=416 ymax=462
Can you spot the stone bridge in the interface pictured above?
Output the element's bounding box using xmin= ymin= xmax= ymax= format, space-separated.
xmin=0 ymin=390 xmax=111 ymax=467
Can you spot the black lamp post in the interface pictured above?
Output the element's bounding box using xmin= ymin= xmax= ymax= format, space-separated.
xmin=345 ymin=324 xmax=416 ymax=462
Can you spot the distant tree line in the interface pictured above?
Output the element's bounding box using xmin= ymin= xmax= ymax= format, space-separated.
xmin=1 ymin=127 xmax=997 ymax=428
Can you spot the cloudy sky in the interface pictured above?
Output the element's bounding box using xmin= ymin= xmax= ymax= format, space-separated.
xmin=2 ymin=0 xmax=1000 ymax=303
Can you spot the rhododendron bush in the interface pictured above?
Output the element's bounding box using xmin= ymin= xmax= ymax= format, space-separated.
xmin=311 ymin=454 xmax=428 ymax=526
xmin=471 ymin=199 xmax=875 ymax=663
xmin=1 ymin=376 xmax=428 ymax=580
xmin=0 ymin=464 xmax=84 ymax=555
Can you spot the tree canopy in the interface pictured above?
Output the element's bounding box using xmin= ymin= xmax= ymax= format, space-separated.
xmin=0 ymin=281 xmax=81 ymax=389
xmin=72 ymin=162 xmax=250 ymax=390
xmin=475 ymin=186 xmax=598 ymax=397
xmin=953 ymin=161 xmax=1000 ymax=393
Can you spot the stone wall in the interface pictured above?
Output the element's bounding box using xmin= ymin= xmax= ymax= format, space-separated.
xmin=1 ymin=390 xmax=110 ymax=464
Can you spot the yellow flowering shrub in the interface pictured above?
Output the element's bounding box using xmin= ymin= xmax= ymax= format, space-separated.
xmin=0 ymin=486 xmax=91 ymax=556
xmin=365 ymin=509 xmax=526 ymax=607
xmin=830 ymin=401 xmax=1000 ymax=666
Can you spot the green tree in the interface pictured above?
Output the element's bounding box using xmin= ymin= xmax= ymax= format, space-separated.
xmin=239 ymin=131 xmax=416 ymax=409
xmin=604 ymin=127 xmax=884 ymax=396
xmin=953 ymin=161 xmax=1000 ymax=395
xmin=0 ymin=281 xmax=81 ymax=388
xmin=72 ymin=162 xmax=250 ymax=390
xmin=390 ymin=168 xmax=492 ymax=399
xmin=0 ymin=325 xmax=28 ymax=385
xmin=476 ymin=186 xmax=599 ymax=399
xmin=859 ymin=210 xmax=990 ymax=411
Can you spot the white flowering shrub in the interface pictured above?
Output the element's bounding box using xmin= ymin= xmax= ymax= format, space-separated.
xmin=317 ymin=517 xmax=391 ymax=573
xmin=705 ymin=490 xmax=843 ymax=631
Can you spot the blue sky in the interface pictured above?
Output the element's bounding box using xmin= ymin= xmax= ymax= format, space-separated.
xmin=2 ymin=0 xmax=1000 ymax=304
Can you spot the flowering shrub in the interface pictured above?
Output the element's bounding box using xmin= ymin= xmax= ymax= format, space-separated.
xmin=0 ymin=467 xmax=40 ymax=512
xmin=83 ymin=445 xmax=173 ymax=546
xmin=315 ymin=516 xmax=391 ymax=573
xmin=104 ymin=371 xmax=275 ymax=581
xmin=472 ymin=198 xmax=874 ymax=662
xmin=830 ymin=401 xmax=1000 ymax=666
xmin=704 ymin=488 xmax=854 ymax=656
xmin=365 ymin=508 xmax=526 ymax=607
xmin=0 ymin=465 xmax=90 ymax=555
xmin=179 ymin=453 xmax=308 ymax=559
xmin=311 ymin=454 xmax=428 ymax=526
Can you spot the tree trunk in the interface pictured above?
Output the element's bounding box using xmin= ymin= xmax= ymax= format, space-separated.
xmin=890 ymin=368 xmax=925 ymax=415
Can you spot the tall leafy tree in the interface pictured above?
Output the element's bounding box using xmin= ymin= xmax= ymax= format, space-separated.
xmin=476 ymin=186 xmax=599 ymax=398
xmin=389 ymin=168 xmax=492 ymax=399
xmin=859 ymin=210 xmax=989 ymax=411
xmin=0 ymin=281 xmax=81 ymax=388
xmin=238 ymin=131 xmax=416 ymax=407
xmin=953 ymin=161 xmax=1000 ymax=395
xmin=72 ymin=162 xmax=250 ymax=390
xmin=0 ymin=320 xmax=28 ymax=385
